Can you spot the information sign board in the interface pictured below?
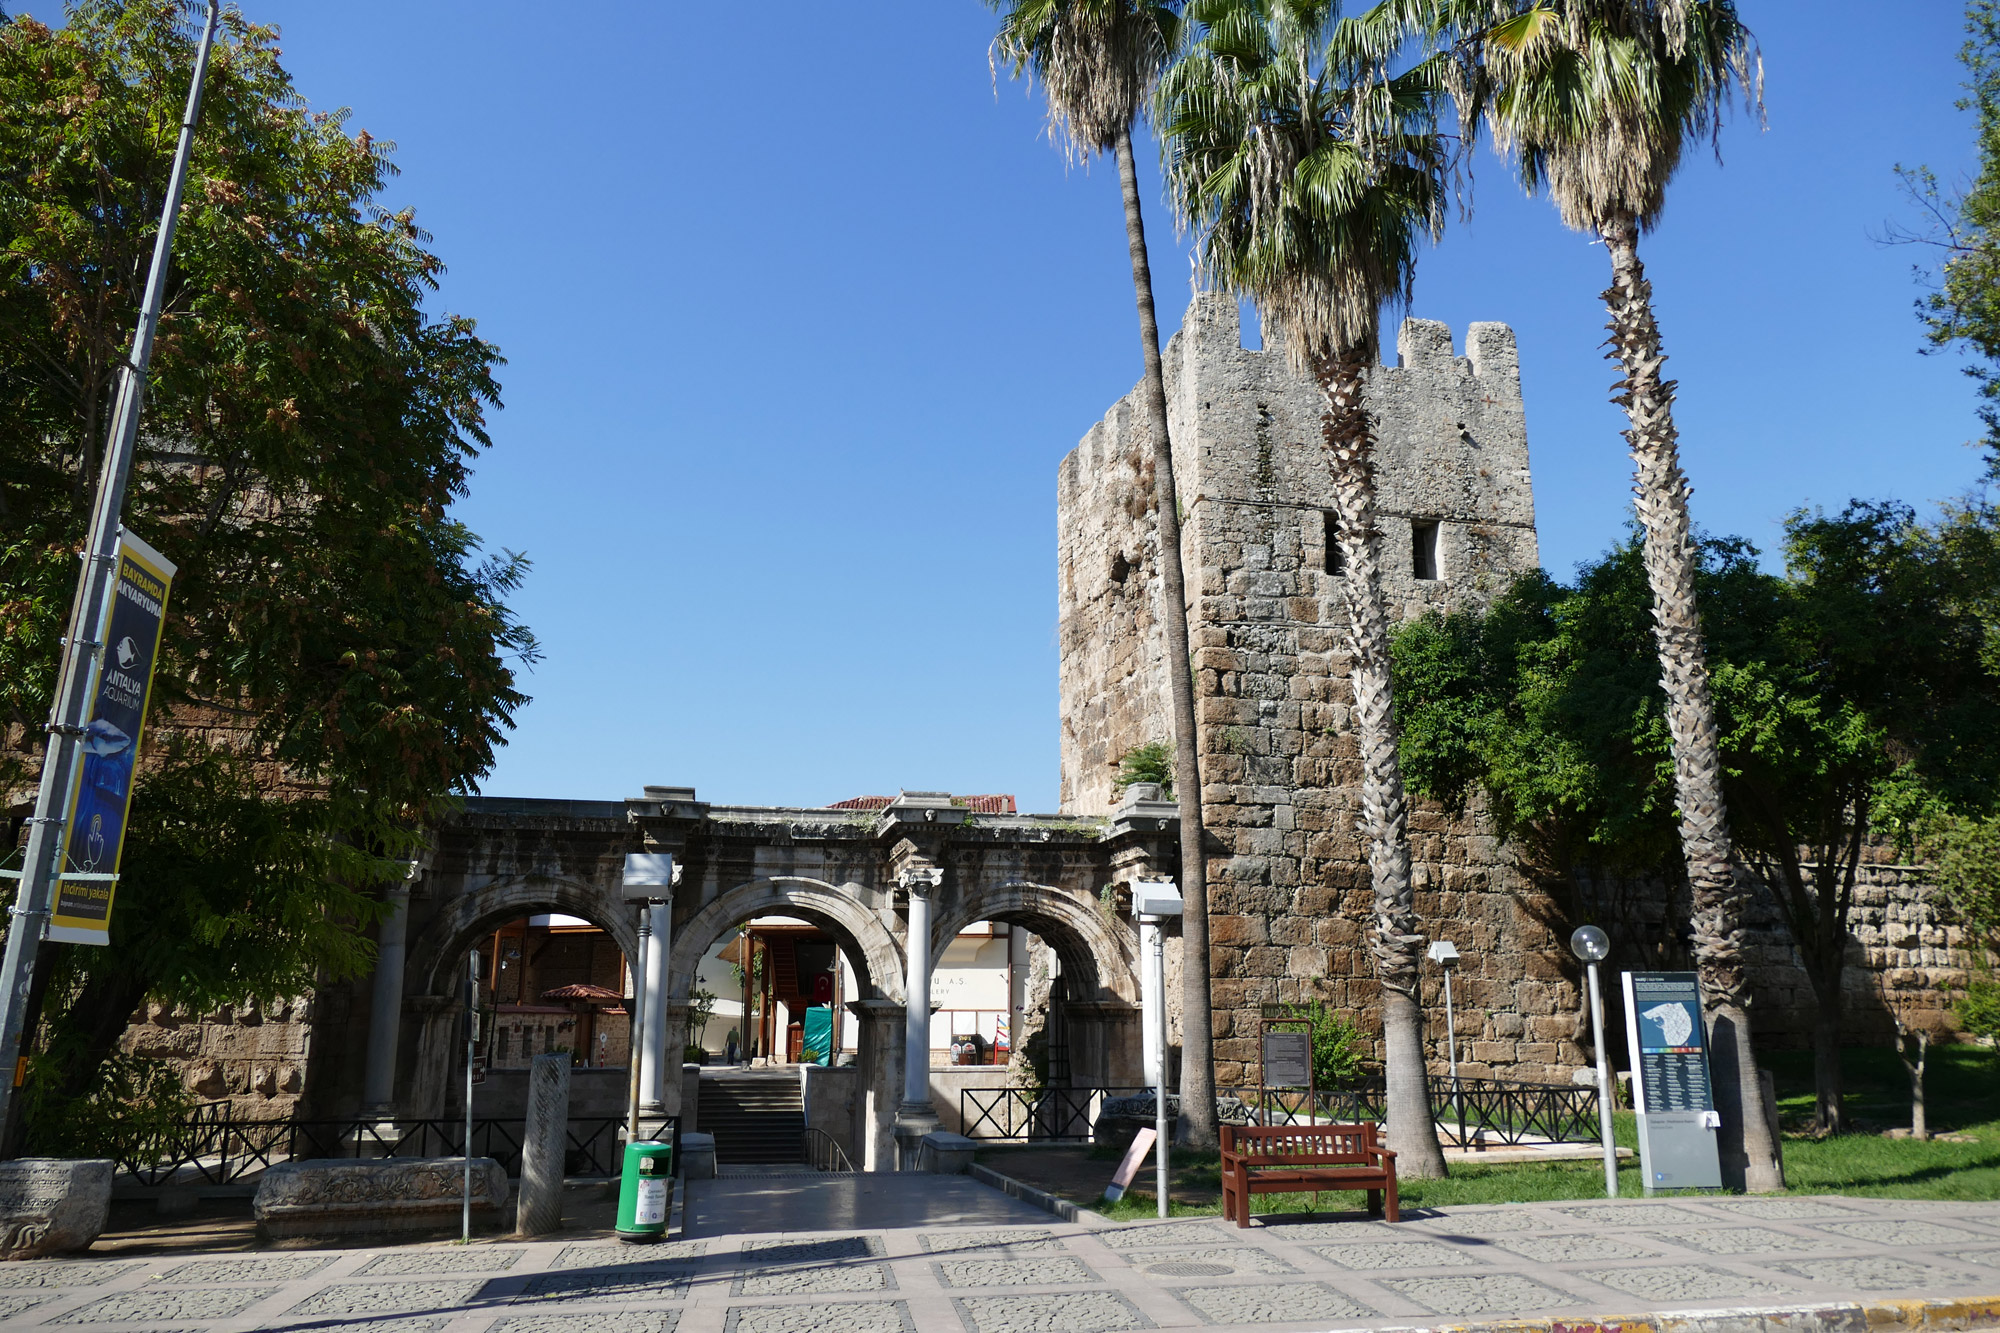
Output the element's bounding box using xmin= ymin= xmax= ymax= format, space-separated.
xmin=1262 ymin=1031 xmax=1311 ymax=1089
xmin=50 ymin=531 xmax=175 ymax=946
xmin=1621 ymin=971 xmax=1722 ymax=1190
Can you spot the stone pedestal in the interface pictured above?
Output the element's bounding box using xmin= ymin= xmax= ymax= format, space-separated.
xmin=679 ymin=1131 xmax=716 ymax=1180
xmin=0 ymin=1159 xmax=111 ymax=1259
xmin=254 ymin=1157 xmax=506 ymax=1246
xmin=917 ymin=1131 xmax=976 ymax=1175
xmin=894 ymin=1103 xmax=941 ymax=1172
xmin=515 ymin=1053 xmax=570 ymax=1237
xmin=847 ymin=999 xmax=904 ymax=1173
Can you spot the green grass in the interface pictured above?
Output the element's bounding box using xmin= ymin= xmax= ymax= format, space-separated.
xmin=1013 ymin=1045 xmax=2000 ymax=1219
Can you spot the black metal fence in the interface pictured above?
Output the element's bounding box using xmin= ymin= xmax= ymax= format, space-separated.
xmin=1250 ymin=1079 xmax=1600 ymax=1149
xmin=959 ymin=1086 xmax=1152 ymax=1141
xmin=115 ymin=1104 xmax=659 ymax=1186
xmin=960 ymin=1078 xmax=1599 ymax=1148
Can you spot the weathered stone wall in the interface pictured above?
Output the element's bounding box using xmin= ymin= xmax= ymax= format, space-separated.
xmin=1058 ymin=295 xmax=1981 ymax=1088
xmin=120 ymin=995 xmax=313 ymax=1116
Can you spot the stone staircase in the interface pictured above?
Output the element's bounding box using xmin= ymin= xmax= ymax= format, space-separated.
xmin=696 ymin=1071 xmax=805 ymax=1164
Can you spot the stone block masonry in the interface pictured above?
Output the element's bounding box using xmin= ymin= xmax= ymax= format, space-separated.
xmin=1058 ymin=293 xmax=1975 ymax=1085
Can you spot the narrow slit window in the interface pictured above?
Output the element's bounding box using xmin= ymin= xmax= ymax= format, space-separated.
xmin=1412 ymin=520 xmax=1440 ymax=581
xmin=1323 ymin=511 xmax=1344 ymax=575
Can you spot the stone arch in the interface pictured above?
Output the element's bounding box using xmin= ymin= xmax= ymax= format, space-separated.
xmin=405 ymin=874 xmax=638 ymax=999
xmin=664 ymin=877 xmax=905 ymax=1008
xmin=931 ymin=880 xmax=1139 ymax=1005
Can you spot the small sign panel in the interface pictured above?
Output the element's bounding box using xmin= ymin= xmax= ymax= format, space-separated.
xmin=1262 ymin=1031 xmax=1312 ymax=1089
xmin=51 ymin=532 xmax=175 ymax=946
xmin=1103 ymin=1126 xmax=1157 ymax=1203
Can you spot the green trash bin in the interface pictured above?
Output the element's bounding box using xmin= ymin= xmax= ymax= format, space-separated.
xmin=615 ymin=1139 xmax=674 ymax=1242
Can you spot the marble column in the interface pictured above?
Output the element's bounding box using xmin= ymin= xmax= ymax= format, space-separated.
xmin=639 ymin=900 xmax=671 ymax=1111
xmin=893 ymin=867 xmax=942 ymax=1169
xmin=360 ymin=876 xmax=413 ymax=1118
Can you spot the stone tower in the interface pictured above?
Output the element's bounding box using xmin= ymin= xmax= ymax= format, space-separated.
xmin=1057 ymin=293 xmax=1569 ymax=1083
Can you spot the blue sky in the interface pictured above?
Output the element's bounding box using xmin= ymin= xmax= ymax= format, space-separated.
xmin=230 ymin=1 xmax=1989 ymax=813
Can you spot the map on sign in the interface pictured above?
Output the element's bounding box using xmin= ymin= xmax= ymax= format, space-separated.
xmin=1623 ymin=972 xmax=1712 ymax=1115
xmin=1641 ymin=1001 xmax=1696 ymax=1049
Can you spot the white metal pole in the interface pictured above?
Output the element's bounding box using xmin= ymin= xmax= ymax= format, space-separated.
xmin=1587 ymin=961 xmax=1617 ymax=1197
xmin=1584 ymin=956 xmax=1616 ymax=1192
xmin=1443 ymin=970 xmax=1459 ymax=1089
xmin=626 ymin=907 xmax=650 ymax=1145
xmin=0 ymin=0 xmax=220 ymax=1143
xmin=1146 ymin=916 xmax=1168 ymax=1219
xmin=463 ymin=950 xmax=478 ymax=1242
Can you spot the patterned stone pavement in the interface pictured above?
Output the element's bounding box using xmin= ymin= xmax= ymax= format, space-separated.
xmin=0 ymin=1188 xmax=1995 ymax=1332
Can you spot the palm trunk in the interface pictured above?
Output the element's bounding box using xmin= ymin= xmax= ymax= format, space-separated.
xmin=1114 ymin=124 xmax=1216 ymax=1147
xmin=1312 ymin=345 xmax=1447 ymax=1179
xmin=1601 ymin=212 xmax=1781 ymax=1192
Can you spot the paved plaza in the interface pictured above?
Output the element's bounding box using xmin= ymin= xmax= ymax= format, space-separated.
xmin=3 ymin=1182 xmax=1997 ymax=1333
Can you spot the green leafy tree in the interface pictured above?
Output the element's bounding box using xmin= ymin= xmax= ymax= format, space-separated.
xmin=1289 ymin=996 xmax=1365 ymax=1090
xmin=986 ymin=0 xmax=1225 ymax=1147
xmin=0 ymin=1 xmax=534 ymax=1137
xmin=1394 ymin=509 xmax=2000 ymax=1132
xmin=1113 ymin=740 xmax=1175 ymax=797
xmin=1898 ymin=2 xmax=2000 ymax=474
xmin=1422 ymin=0 xmax=1774 ymax=1188
xmin=1159 ymin=0 xmax=1452 ymax=1177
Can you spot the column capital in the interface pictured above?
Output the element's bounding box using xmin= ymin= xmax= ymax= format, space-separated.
xmin=846 ymin=998 xmax=906 ymax=1023
xmin=898 ymin=865 xmax=943 ymax=898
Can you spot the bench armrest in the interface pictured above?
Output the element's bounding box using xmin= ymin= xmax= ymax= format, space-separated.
xmin=1372 ymin=1145 xmax=1398 ymax=1161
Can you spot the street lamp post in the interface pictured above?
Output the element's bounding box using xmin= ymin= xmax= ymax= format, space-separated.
xmin=1133 ymin=880 xmax=1184 ymax=1219
xmin=622 ymin=854 xmax=677 ymax=1146
xmin=1426 ymin=940 xmax=1461 ymax=1094
xmin=1569 ymin=925 xmax=1618 ymax=1199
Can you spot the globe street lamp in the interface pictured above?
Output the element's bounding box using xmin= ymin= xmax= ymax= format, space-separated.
xmin=1569 ymin=925 xmax=1618 ymax=1198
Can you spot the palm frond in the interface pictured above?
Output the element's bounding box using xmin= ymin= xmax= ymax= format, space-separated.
xmin=1158 ymin=0 xmax=1449 ymax=366
xmin=1445 ymin=0 xmax=1759 ymax=232
xmin=987 ymin=0 xmax=1183 ymax=159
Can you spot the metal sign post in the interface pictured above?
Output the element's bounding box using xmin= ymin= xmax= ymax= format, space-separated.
xmin=463 ymin=950 xmax=479 ymax=1242
xmin=1258 ymin=1021 xmax=1313 ymax=1123
xmin=0 ymin=0 xmax=220 ymax=1142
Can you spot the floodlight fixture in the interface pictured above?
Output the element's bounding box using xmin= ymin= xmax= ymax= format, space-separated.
xmin=622 ymin=853 xmax=675 ymax=903
xmin=1569 ymin=925 xmax=1611 ymax=963
xmin=1132 ymin=880 xmax=1184 ymax=918
xmin=1426 ymin=939 xmax=1460 ymax=968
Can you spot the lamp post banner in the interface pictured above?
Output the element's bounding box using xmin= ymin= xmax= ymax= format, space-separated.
xmin=50 ymin=531 xmax=175 ymax=946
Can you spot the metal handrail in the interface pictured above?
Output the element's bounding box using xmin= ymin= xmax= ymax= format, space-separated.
xmin=802 ymin=1126 xmax=854 ymax=1172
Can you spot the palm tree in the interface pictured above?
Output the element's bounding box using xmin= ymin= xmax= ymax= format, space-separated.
xmin=1158 ymin=0 xmax=1451 ymax=1177
xmin=986 ymin=0 xmax=1223 ymax=1147
xmin=1437 ymin=0 xmax=1781 ymax=1190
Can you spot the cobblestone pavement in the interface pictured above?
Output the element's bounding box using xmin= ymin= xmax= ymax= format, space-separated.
xmin=2 ymin=1189 xmax=1996 ymax=1332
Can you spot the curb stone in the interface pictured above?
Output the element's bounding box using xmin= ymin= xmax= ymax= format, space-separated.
xmin=965 ymin=1164 xmax=1111 ymax=1226
xmin=1332 ymin=1295 xmax=2000 ymax=1333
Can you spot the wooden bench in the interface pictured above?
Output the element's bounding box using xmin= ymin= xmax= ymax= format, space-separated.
xmin=1219 ymin=1122 xmax=1399 ymax=1227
